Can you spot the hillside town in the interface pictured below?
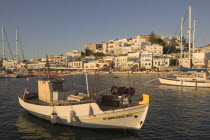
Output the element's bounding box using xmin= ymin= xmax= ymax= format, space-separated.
xmin=1 ymin=33 xmax=210 ymax=73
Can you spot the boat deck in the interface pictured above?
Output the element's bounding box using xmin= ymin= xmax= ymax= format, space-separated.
xmin=20 ymin=93 xmax=140 ymax=112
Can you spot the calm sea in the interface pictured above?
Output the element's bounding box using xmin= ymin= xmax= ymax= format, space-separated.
xmin=0 ymin=73 xmax=210 ymax=140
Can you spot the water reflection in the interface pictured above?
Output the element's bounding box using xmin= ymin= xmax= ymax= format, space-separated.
xmin=16 ymin=111 xmax=141 ymax=140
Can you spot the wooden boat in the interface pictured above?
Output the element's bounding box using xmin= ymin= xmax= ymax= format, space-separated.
xmin=18 ymin=77 xmax=150 ymax=130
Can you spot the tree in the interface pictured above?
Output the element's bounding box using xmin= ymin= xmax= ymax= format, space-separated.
xmin=81 ymin=51 xmax=85 ymax=57
xmin=163 ymin=45 xmax=176 ymax=54
xmin=110 ymin=63 xmax=115 ymax=70
xmin=93 ymin=52 xmax=105 ymax=57
xmin=202 ymin=65 xmax=208 ymax=68
xmin=148 ymin=32 xmax=165 ymax=46
xmin=148 ymin=32 xmax=157 ymax=44
xmin=85 ymin=49 xmax=92 ymax=56
xmin=152 ymin=66 xmax=157 ymax=70
xmin=131 ymin=65 xmax=138 ymax=71
xmin=170 ymin=59 xmax=179 ymax=66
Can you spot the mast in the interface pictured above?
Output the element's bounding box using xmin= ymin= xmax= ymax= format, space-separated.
xmin=188 ymin=5 xmax=192 ymax=68
xmin=128 ymin=71 xmax=130 ymax=94
xmin=180 ymin=17 xmax=183 ymax=61
xmin=2 ymin=25 xmax=5 ymax=60
xmin=17 ymin=29 xmax=25 ymax=60
xmin=85 ymin=72 xmax=90 ymax=97
xmin=192 ymin=20 xmax=196 ymax=54
xmin=16 ymin=27 xmax=19 ymax=62
xmin=46 ymin=55 xmax=50 ymax=79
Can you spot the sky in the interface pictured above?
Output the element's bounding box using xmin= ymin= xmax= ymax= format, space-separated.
xmin=0 ymin=0 xmax=210 ymax=59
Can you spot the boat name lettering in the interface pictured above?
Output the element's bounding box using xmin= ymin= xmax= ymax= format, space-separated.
xmin=103 ymin=114 xmax=133 ymax=120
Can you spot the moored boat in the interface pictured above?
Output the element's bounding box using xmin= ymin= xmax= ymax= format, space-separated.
xmin=18 ymin=77 xmax=150 ymax=130
xmin=159 ymin=70 xmax=210 ymax=87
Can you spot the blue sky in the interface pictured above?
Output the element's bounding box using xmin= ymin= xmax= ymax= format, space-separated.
xmin=0 ymin=0 xmax=210 ymax=59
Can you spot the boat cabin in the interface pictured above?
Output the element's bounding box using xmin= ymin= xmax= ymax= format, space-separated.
xmin=38 ymin=78 xmax=66 ymax=103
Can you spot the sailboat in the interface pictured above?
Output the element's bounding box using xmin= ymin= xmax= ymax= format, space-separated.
xmin=18 ymin=58 xmax=150 ymax=130
xmin=1 ymin=26 xmax=24 ymax=78
xmin=159 ymin=5 xmax=210 ymax=87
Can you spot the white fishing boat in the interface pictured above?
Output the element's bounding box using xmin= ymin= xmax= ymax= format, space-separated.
xmin=18 ymin=76 xmax=150 ymax=130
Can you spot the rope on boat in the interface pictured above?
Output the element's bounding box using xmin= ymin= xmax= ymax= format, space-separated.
xmin=143 ymin=78 xmax=159 ymax=85
xmin=95 ymin=88 xmax=111 ymax=95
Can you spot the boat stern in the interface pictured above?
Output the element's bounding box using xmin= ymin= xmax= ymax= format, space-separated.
xmin=139 ymin=94 xmax=150 ymax=105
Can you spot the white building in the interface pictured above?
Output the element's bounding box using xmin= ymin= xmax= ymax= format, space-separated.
xmin=97 ymin=61 xmax=110 ymax=70
xmin=141 ymin=52 xmax=153 ymax=70
xmin=142 ymin=44 xmax=163 ymax=57
xmin=84 ymin=62 xmax=98 ymax=69
xmin=179 ymin=57 xmax=190 ymax=68
xmin=66 ymin=50 xmax=81 ymax=57
xmin=68 ymin=61 xmax=84 ymax=69
xmin=26 ymin=62 xmax=46 ymax=70
xmin=107 ymin=42 xmax=114 ymax=54
xmin=114 ymin=56 xmax=134 ymax=70
xmin=2 ymin=59 xmax=18 ymax=70
xmin=127 ymin=52 xmax=140 ymax=59
xmin=179 ymin=52 xmax=210 ymax=68
xmin=48 ymin=55 xmax=70 ymax=67
xmin=66 ymin=50 xmax=81 ymax=62
xmin=153 ymin=57 xmax=170 ymax=70
xmin=192 ymin=53 xmax=210 ymax=68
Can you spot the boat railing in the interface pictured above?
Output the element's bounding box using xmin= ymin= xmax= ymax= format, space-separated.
xmin=20 ymin=95 xmax=95 ymax=106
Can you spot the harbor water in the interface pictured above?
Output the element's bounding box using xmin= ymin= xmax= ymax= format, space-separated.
xmin=0 ymin=73 xmax=210 ymax=140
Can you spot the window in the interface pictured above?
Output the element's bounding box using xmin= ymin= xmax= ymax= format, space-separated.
xmin=52 ymin=81 xmax=63 ymax=91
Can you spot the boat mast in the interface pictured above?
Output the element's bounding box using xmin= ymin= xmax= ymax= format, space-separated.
xmin=2 ymin=25 xmax=5 ymax=60
xmin=192 ymin=20 xmax=196 ymax=54
xmin=16 ymin=27 xmax=19 ymax=62
xmin=188 ymin=5 xmax=192 ymax=68
xmin=85 ymin=72 xmax=90 ymax=97
xmin=180 ymin=17 xmax=183 ymax=62
xmin=46 ymin=55 xmax=50 ymax=79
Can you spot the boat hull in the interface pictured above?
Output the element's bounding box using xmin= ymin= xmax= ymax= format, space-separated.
xmin=18 ymin=97 xmax=149 ymax=130
xmin=159 ymin=78 xmax=210 ymax=87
